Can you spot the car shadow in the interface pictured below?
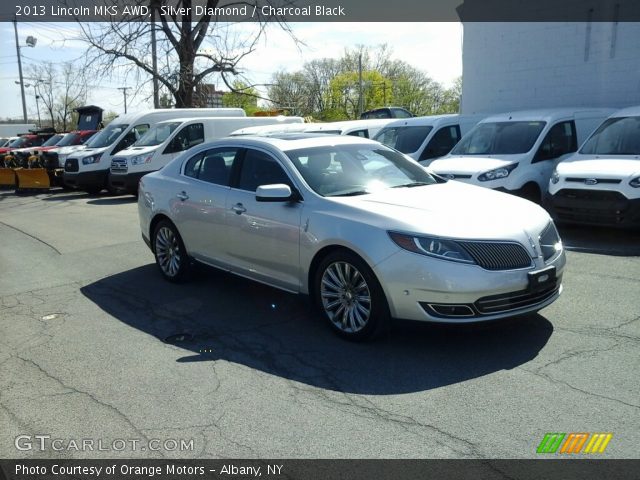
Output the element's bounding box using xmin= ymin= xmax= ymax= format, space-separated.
xmin=86 ymin=197 xmax=137 ymax=205
xmin=81 ymin=264 xmax=554 ymax=395
xmin=558 ymin=224 xmax=640 ymax=256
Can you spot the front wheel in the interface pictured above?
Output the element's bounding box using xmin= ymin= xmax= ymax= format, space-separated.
xmin=153 ymin=220 xmax=190 ymax=282
xmin=314 ymin=250 xmax=390 ymax=341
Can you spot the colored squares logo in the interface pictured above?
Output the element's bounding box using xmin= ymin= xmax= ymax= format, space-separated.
xmin=537 ymin=433 xmax=612 ymax=454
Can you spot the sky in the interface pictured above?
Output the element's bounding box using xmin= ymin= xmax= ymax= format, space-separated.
xmin=0 ymin=21 xmax=462 ymax=121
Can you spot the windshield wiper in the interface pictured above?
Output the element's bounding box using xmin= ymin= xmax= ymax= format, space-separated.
xmin=391 ymin=182 xmax=432 ymax=188
xmin=330 ymin=190 xmax=370 ymax=197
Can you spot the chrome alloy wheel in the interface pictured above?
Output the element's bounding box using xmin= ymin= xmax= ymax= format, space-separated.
xmin=155 ymin=226 xmax=181 ymax=278
xmin=320 ymin=261 xmax=372 ymax=333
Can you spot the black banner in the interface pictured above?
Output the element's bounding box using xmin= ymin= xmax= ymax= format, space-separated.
xmin=2 ymin=0 xmax=640 ymax=22
xmin=1 ymin=460 xmax=640 ymax=480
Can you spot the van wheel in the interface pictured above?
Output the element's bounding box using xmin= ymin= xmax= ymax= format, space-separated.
xmin=314 ymin=250 xmax=390 ymax=341
xmin=153 ymin=220 xmax=190 ymax=282
xmin=519 ymin=184 xmax=541 ymax=204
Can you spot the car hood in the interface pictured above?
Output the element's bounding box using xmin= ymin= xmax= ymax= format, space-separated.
xmin=557 ymin=155 xmax=640 ymax=177
xmin=56 ymin=145 xmax=87 ymax=155
xmin=330 ymin=180 xmax=550 ymax=240
xmin=115 ymin=146 xmax=158 ymax=157
xmin=69 ymin=147 xmax=108 ymax=159
xmin=429 ymin=155 xmax=520 ymax=174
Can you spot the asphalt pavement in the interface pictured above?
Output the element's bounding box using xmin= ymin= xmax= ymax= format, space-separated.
xmin=0 ymin=189 xmax=638 ymax=459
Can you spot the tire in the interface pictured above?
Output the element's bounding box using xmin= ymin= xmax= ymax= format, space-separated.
xmin=153 ymin=220 xmax=190 ymax=282
xmin=314 ymin=250 xmax=390 ymax=341
xmin=85 ymin=186 xmax=102 ymax=195
xmin=519 ymin=183 xmax=541 ymax=204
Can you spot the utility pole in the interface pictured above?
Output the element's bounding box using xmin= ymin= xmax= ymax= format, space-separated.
xmin=118 ymin=87 xmax=131 ymax=113
xmin=151 ymin=1 xmax=159 ymax=108
xmin=13 ymin=20 xmax=27 ymax=123
xmin=357 ymin=51 xmax=363 ymax=119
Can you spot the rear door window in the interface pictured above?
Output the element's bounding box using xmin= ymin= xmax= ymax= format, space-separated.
xmin=420 ymin=125 xmax=461 ymax=160
xmin=533 ymin=121 xmax=577 ymax=162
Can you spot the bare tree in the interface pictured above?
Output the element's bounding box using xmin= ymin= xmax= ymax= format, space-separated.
xmin=79 ymin=0 xmax=297 ymax=108
xmin=28 ymin=62 xmax=88 ymax=130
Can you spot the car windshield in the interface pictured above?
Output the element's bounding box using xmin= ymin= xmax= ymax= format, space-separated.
xmin=285 ymin=144 xmax=437 ymax=197
xmin=85 ymin=123 xmax=129 ymax=148
xmin=55 ymin=132 xmax=83 ymax=147
xmin=580 ymin=116 xmax=640 ymax=155
xmin=42 ymin=134 xmax=65 ymax=147
xmin=8 ymin=137 xmax=29 ymax=148
xmin=374 ymin=125 xmax=433 ymax=154
xmin=451 ymin=121 xmax=546 ymax=155
xmin=135 ymin=122 xmax=182 ymax=147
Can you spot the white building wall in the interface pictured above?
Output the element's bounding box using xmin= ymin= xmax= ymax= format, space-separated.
xmin=461 ymin=22 xmax=640 ymax=114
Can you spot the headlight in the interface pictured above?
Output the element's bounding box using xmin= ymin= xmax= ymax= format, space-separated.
xmin=81 ymin=153 xmax=103 ymax=165
xmin=131 ymin=154 xmax=152 ymax=165
xmin=388 ymin=232 xmax=475 ymax=264
xmin=551 ymin=170 xmax=560 ymax=184
xmin=630 ymin=176 xmax=640 ymax=188
xmin=478 ymin=163 xmax=518 ymax=182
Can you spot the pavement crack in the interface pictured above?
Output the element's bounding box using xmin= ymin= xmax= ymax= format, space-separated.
xmin=522 ymin=368 xmax=639 ymax=410
xmin=0 ymin=220 xmax=61 ymax=255
xmin=14 ymin=355 xmax=160 ymax=455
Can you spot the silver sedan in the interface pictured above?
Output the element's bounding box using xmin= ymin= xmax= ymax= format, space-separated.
xmin=138 ymin=135 xmax=565 ymax=341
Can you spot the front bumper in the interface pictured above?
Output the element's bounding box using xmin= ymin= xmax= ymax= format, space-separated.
xmin=374 ymin=249 xmax=565 ymax=323
xmin=63 ymin=169 xmax=108 ymax=190
xmin=545 ymin=189 xmax=640 ymax=228
xmin=109 ymin=171 xmax=149 ymax=193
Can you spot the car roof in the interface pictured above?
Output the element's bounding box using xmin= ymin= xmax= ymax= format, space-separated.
xmin=608 ymin=105 xmax=640 ymax=118
xmin=480 ymin=108 xmax=613 ymax=123
xmin=219 ymin=133 xmax=377 ymax=151
xmin=380 ymin=114 xmax=462 ymax=128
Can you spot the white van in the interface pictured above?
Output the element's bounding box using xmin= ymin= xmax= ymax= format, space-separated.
xmin=109 ymin=116 xmax=303 ymax=193
xmin=303 ymin=119 xmax=395 ymax=138
xmin=429 ymin=108 xmax=614 ymax=202
xmin=372 ymin=114 xmax=486 ymax=165
xmin=63 ymin=108 xmax=245 ymax=194
xmin=546 ymin=106 xmax=640 ymax=228
xmin=230 ymin=119 xmax=394 ymax=139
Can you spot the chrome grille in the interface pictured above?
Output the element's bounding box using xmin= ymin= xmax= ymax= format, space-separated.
xmin=475 ymin=282 xmax=561 ymax=314
xmin=64 ymin=158 xmax=79 ymax=172
xmin=111 ymin=157 xmax=128 ymax=174
xmin=459 ymin=241 xmax=532 ymax=270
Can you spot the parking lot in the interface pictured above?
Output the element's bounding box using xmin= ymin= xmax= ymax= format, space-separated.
xmin=0 ymin=188 xmax=639 ymax=459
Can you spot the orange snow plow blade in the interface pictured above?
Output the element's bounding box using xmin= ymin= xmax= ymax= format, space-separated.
xmin=0 ymin=168 xmax=17 ymax=188
xmin=15 ymin=168 xmax=50 ymax=191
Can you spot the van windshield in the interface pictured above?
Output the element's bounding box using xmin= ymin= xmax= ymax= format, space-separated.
xmin=580 ymin=116 xmax=640 ymax=155
xmin=42 ymin=134 xmax=65 ymax=147
xmin=135 ymin=122 xmax=182 ymax=147
xmin=373 ymin=126 xmax=433 ymax=154
xmin=451 ymin=121 xmax=546 ymax=155
xmin=86 ymin=123 xmax=129 ymax=148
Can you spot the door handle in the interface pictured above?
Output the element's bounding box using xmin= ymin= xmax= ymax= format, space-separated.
xmin=176 ymin=191 xmax=189 ymax=201
xmin=231 ymin=203 xmax=246 ymax=214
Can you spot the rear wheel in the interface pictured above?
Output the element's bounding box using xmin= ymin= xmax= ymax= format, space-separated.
xmin=314 ymin=250 xmax=390 ymax=341
xmin=153 ymin=220 xmax=190 ymax=282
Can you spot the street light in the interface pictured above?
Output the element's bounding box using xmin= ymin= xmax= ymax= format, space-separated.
xmin=13 ymin=19 xmax=37 ymax=123
xmin=16 ymin=80 xmax=42 ymax=127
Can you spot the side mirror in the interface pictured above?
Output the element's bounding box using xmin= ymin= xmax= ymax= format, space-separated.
xmin=256 ymin=184 xmax=293 ymax=202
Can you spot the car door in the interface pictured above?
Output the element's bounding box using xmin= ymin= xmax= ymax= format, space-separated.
xmin=532 ymin=120 xmax=577 ymax=190
xmin=224 ymin=147 xmax=303 ymax=292
xmin=174 ymin=147 xmax=240 ymax=268
xmin=162 ymin=123 xmax=205 ymax=166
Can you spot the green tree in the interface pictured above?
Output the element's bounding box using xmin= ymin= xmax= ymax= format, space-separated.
xmin=326 ymin=71 xmax=391 ymax=120
xmin=222 ymin=81 xmax=259 ymax=115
